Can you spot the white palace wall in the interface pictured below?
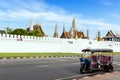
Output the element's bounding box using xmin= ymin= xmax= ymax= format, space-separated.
xmin=0 ymin=34 xmax=120 ymax=53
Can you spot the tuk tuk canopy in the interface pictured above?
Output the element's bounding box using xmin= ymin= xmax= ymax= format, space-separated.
xmin=82 ymin=49 xmax=113 ymax=53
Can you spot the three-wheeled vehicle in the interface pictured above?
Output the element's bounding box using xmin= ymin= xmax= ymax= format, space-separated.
xmin=80 ymin=48 xmax=113 ymax=74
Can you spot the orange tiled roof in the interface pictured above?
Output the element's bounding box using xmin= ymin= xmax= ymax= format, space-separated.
xmin=60 ymin=31 xmax=71 ymax=38
xmin=60 ymin=31 xmax=85 ymax=39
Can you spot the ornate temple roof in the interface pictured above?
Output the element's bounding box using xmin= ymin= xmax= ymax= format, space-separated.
xmin=60 ymin=31 xmax=71 ymax=38
xmin=60 ymin=18 xmax=86 ymax=39
xmin=105 ymin=30 xmax=120 ymax=38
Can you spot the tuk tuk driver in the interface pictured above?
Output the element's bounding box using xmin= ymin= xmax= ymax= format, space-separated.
xmin=81 ymin=52 xmax=91 ymax=69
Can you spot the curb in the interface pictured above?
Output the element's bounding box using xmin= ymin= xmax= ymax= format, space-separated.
xmin=0 ymin=56 xmax=81 ymax=60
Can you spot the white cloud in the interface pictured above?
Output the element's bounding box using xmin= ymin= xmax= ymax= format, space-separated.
xmin=0 ymin=0 xmax=120 ymax=37
xmin=110 ymin=13 xmax=120 ymax=19
xmin=102 ymin=0 xmax=114 ymax=6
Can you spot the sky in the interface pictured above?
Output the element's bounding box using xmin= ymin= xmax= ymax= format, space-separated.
xmin=0 ymin=0 xmax=120 ymax=38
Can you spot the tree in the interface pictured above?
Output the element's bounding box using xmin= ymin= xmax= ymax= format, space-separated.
xmin=0 ymin=30 xmax=6 ymax=34
xmin=12 ymin=28 xmax=27 ymax=35
xmin=6 ymin=27 xmax=13 ymax=34
xmin=27 ymin=30 xmax=42 ymax=37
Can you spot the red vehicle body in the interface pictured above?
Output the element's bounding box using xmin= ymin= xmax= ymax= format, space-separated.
xmin=80 ymin=49 xmax=113 ymax=74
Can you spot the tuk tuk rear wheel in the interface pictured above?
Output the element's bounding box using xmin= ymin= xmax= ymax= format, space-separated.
xmin=108 ymin=66 xmax=113 ymax=72
xmin=104 ymin=65 xmax=113 ymax=72
xmin=104 ymin=65 xmax=109 ymax=72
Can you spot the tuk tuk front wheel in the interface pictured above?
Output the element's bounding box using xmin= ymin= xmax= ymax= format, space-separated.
xmin=80 ymin=65 xmax=86 ymax=74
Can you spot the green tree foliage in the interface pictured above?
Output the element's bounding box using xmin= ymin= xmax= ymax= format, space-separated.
xmin=0 ymin=30 xmax=6 ymax=34
xmin=27 ymin=30 xmax=42 ymax=37
xmin=6 ymin=27 xmax=13 ymax=34
xmin=12 ymin=28 xmax=27 ymax=35
xmin=5 ymin=27 xmax=44 ymax=37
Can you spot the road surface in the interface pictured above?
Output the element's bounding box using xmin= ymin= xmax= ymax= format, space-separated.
xmin=0 ymin=56 xmax=120 ymax=80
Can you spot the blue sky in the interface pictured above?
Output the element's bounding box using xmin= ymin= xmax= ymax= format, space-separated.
xmin=0 ymin=0 xmax=120 ymax=38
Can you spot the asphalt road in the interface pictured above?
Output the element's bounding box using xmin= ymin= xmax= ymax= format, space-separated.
xmin=0 ymin=56 xmax=120 ymax=80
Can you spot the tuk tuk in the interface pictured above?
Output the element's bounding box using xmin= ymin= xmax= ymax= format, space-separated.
xmin=80 ymin=48 xmax=113 ymax=74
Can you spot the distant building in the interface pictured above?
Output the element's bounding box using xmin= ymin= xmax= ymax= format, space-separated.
xmin=60 ymin=23 xmax=71 ymax=38
xmin=60 ymin=31 xmax=71 ymax=38
xmin=103 ymin=30 xmax=120 ymax=42
xmin=33 ymin=24 xmax=46 ymax=37
xmin=53 ymin=24 xmax=58 ymax=38
xmin=26 ymin=19 xmax=46 ymax=37
xmin=26 ymin=18 xmax=90 ymax=38
xmin=94 ymin=31 xmax=104 ymax=41
xmin=60 ymin=18 xmax=86 ymax=39
xmin=26 ymin=18 xmax=33 ymax=32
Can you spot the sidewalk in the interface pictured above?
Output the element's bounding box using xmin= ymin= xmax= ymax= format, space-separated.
xmin=74 ymin=71 xmax=120 ymax=80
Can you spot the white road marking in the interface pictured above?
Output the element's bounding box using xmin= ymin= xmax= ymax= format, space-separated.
xmin=114 ymin=68 xmax=120 ymax=71
xmin=71 ymin=62 xmax=79 ymax=65
xmin=55 ymin=74 xmax=88 ymax=80
xmin=113 ymin=61 xmax=120 ymax=63
xmin=35 ymin=65 xmax=48 ymax=68
xmin=59 ymin=60 xmax=67 ymax=61
xmin=113 ymin=61 xmax=120 ymax=65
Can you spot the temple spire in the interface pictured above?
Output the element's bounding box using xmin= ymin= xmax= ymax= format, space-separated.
xmin=95 ymin=31 xmax=100 ymax=41
xmin=63 ymin=22 xmax=65 ymax=32
xmin=71 ymin=18 xmax=78 ymax=38
xmin=86 ymin=29 xmax=89 ymax=39
xmin=72 ymin=18 xmax=77 ymax=32
xmin=98 ymin=31 xmax=100 ymax=41
xmin=53 ymin=23 xmax=58 ymax=38
xmin=30 ymin=18 xmax=33 ymax=30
